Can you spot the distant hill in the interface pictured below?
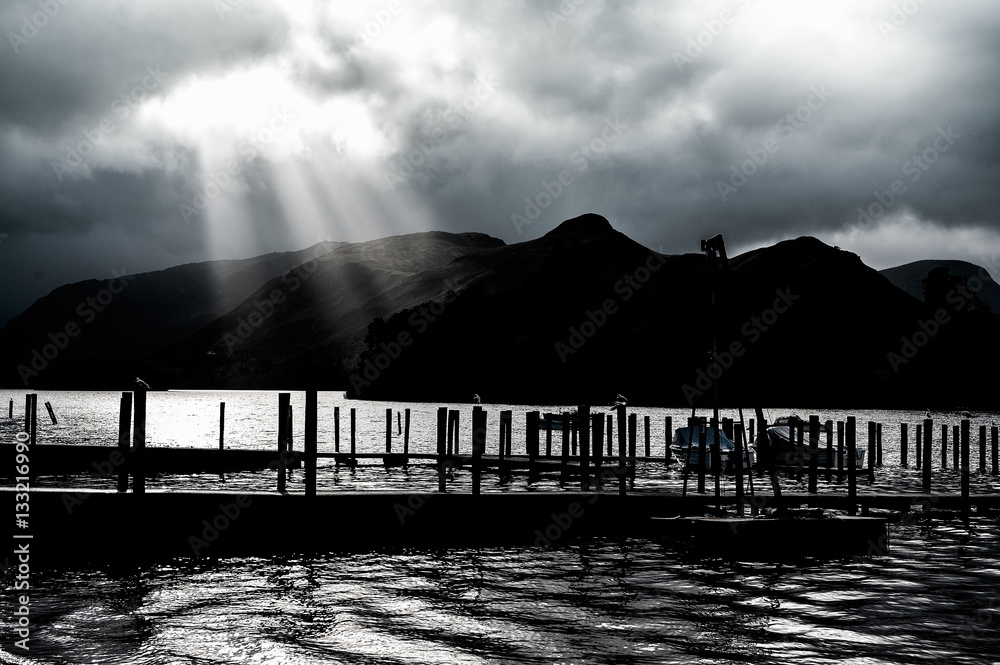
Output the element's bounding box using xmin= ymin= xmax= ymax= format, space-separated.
xmin=880 ymin=260 xmax=1000 ymax=315
xmin=2 ymin=216 xmax=998 ymax=408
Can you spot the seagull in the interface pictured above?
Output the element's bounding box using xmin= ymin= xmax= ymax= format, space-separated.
xmin=615 ymin=394 xmax=628 ymax=406
xmin=473 ymin=394 xmax=481 ymax=404
xmin=135 ymin=377 xmax=151 ymax=390
xmin=925 ymin=409 xmax=932 ymax=418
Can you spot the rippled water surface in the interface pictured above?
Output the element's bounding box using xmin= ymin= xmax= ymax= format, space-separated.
xmin=1 ymin=391 xmax=999 ymax=663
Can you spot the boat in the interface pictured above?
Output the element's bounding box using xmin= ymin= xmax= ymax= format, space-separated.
xmin=759 ymin=416 xmax=864 ymax=468
xmin=671 ymin=424 xmax=754 ymax=472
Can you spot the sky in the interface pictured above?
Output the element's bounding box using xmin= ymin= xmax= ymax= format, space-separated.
xmin=1 ymin=0 xmax=999 ymax=325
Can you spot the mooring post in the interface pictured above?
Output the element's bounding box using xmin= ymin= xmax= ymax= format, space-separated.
xmin=592 ymin=413 xmax=604 ymax=485
xmin=7 ymin=398 xmax=11 ymax=419
xmin=350 ymin=408 xmax=356 ymax=457
xmin=544 ymin=415 xmax=553 ymax=457
xmin=218 ymin=401 xmax=225 ymax=479
xmin=734 ymin=423 xmax=745 ymax=515
xmin=29 ymin=394 xmax=37 ymax=448
xmin=961 ymin=419 xmax=970 ymax=515
xmin=404 ymin=409 xmax=411 ymax=456
xmin=953 ymin=424 xmax=960 ymax=469
xmin=915 ymin=424 xmax=922 ymax=469
xmin=288 ymin=405 xmax=294 ymax=454
xmin=876 ymin=423 xmax=883 ymax=466
xmin=979 ymin=425 xmax=986 ymax=474
xmin=133 ymin=388 xmax=146 ymax=495
xmin=524 ymin=410 xmax=538 ymax=462
xmin=24 ymin=394 xmax=30 ymax=437
xmin=644 ymin=415 xmax=651 ymax=458
xmin=607 ymin=415 xmax=613 ymax=457
xmin=711 ymin=418 xmax=721 ymax=509
xmin=44 ymin=401 xmax=56 ymax=425
xmin=697 ymin=419 xmax=707 ymax=494
xmin=579 ymin=405 xmax=591 ymax=490
xmin=846 ymin=416 xmax=857 ymax=515
xmin=497 ymin=411 xmax=507 ymax=483
xmin=472 ymin=406 xmax=485 ymax=496
xmin=922 ymin=418 xmax=932 ymax=492
xmin=334 ymin=406 xmax=340 ymax=453
xmin=448 ymin=410 xmax=460 ymax=455
xmin=437 ymin=407 xmax=447 ymax=492
xmin=900 ymin=423 xmax=908 ymax=467
xmin=616 ymin=405 xmax=627 ymax=496
xmin=386 ymin=408 xmax=392 ymax=454
xmin=117 ymin=392 xmax=132 ymax=493
xmin=941 ymin=424 xmax=948 ymax=469
xmin=277 ymin=392 xmax=290 ymax=493
xmin=504 ymin=410 xmax=512 ymax=456
xmin=825 ymin=420 xmax=833 ymax=472
xmin=664 ymin=416 xmax=673 ymax=463
xmin=993 ymin=426 xmax=999 ymax=476
xmin=305 ymin=390 xmax=317 ymax=497
xmin=397 ymin=410 xmax=401 ymax=436
xmin=808 ymin=415 xmax=819 ymax=494
xmin=628 ymin=413 xmax=637 ymax=481
xmin=867 ymin=421 xmax=876 ymax=482
xmin=837 ymin=420 xmax=845 ymax=477
xmin=560 ymin=411 xmax=570 ymax=481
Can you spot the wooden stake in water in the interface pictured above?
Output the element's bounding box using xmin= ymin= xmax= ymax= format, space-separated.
xmin=867 ymin=421 xmax=876 ymax=482
xmin=607 ymin=414 xmax=613 ymax=458
xmin=644 ymin=415 xmax=651 ymax=457
xmin=133 ymin=388 xmax=146 ymax=495
xmin=277 ymin=392 xmax=290 ymax=493
xmin=979 ymin=425 xmax=986 ymax=474
xmin=808 ymin=415 xmax=819 ymax=494
xmin=7 ymin=398 xmax=11 ymax=419
xmin=117 ymin=392 xmax=132 ymax=493
xmin=436 ymin=406 xmax=447 ymax=492
xmin=961 ymin=419 xmax=970 ymax=515
xmin=953 ymin=424 xmax=960 ymax=469
xmin=385 ymin=408 xmax=392 ymax=453
xmin=664 ymin=416 xmax=672 ymax=463
xmin=218 ymin=401 xmax=225 ymax=480
xmin=472 ymin=406 xmax=485 ymax=496
xmin=922 ymin=418 xmax=932 ymax=492
xmin=697 ymin=418 xmax=707 ymax=495
xmin=592 ymin=413 xmax=604 ymax=485
xmin=993 ymin=426 xmax=999 ymax=476
xmin=334 ymin=406 xmax=340 ymax=453
xmin=579 ymin=405 xmax=590 ymax=490
xmin=616 ymin=405 xmax=627 ymax=496
xmin=560 ymin=411 xmax=570 ymax=482
xmin=876 ymin=423 xmax=883 ymax=466
xmin=734 ymin=423 xmax=745 ymax=516
xmin=525 ymin=411 xmax=539 ymax=460
xmin=941 ymin=424 xmax=948 ymax=469
xmin=44 ymin=401 xmax=56 ymax=425
xmin=915 ymin=423 xmax=922 ymax=469
xmin=846 ymin=416 xmax=857 ymax=515
xmin=544 ymin=415 xmax=553 ymax=458
xmin=404 ymin=409 xmax=411 ymax=456
xmin=900 ymin=423 xmax=908 ymax=467
xmin=305 ymin=390 xmax=317 ymax=497
xmin=837 ymin=420 xmax=845 ymax=477
xmin=350 ymin=408 xmax=356 ymax=457
xmin=628 ymin=413 xmax=637 ymax=481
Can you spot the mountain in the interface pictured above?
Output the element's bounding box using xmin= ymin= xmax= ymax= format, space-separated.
xmin=880 ymin=260 xmax=1000 ymax=315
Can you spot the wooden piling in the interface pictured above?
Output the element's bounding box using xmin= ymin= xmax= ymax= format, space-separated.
xmin=978 ymin=425 xmax=986 ymax=474
xmin=117 ymin=392 xmax=131 ymax=493
xmin=837 ymin=420 xmax=845 ymax=476
xmin=953 ymin=424 xmax=960 ymax=469
xmin=644 ymin=415 xmax=651 ymax=457
xmin=664 ymin=416 xmax=672 ymax=463
xmin=219 ymin=402 xmax=226 ymax=452
xmin=922 ymin=418 xmax=932 ymax=492
xmin=385 ymin=408 xmax=392 ymax=453
xmin=448 ymin=410 xmax=460 ymax=455
xmin=544 ymin=415 xmax=553 ymax=458
xmin=607 ymin=415 xmax=613 ymax=458
xmin=592 ymin=413 xmax=604 ymax=485
xmin=44 ymin=401 xmax=56 ymax=425
xmin=697 ymin=418 xmax=707 ymax=495
xmin=808 ymin=415 xmax=819 ymax=494
xmin=846 ymin=416 xmax=856 ymax=515
xmin=961 ymin=419 xmax=970 ymax=514
xmin=350 ymin=408 xmax=356 ymax=457
xmin=616 ymin=405 xmax=627 ymax=496
xmin=133 ymin=388 xmax=146 ymax=495
xmin=334 ymin=406 xmax=340 ymax=453
xmin=734 ymin=422 xmax=745 ymax=515
xmin=993 ymin=426 xmax=999 ymax=476
xmin=436 ymin=407 xmax=447 ymax=492
xmin=941 ymin=424 xmax=948 ymax=468
xmin=29 ymin=394 xmax=37 ymax=448
xmin=7 ymin=398 xmax=11 ymax=419
xmin=876 ymin=423 xmax=882 ymax=466
xmin=277 ymin=392 xmax=289 ymax=493
xmin=867 ymin=421 xmax=876 ymax=482
xmin=560 ymin=411 xmax=570 ymax=481
xmin=580 ymin=405 xmax=591 ymax=490
xmin=305 ymin=390 xmax=317 ymax=497
xmin=915 ymin=423 xmax=922 ymax=469
xmin=711 ymin=418 xmax=721 ymax=509
xmin=24 ymin=394 xmax=30 ymax=435
xmin=472 ymin=406 xmax=485 ymax=496
xmin=397 ymin=410 xmax=402 ymax=436
xmin=404 ymin=409 xmax=411 ymax=456
xmin=825 ymin=420 xmax=833 ymax=472
xmin=900 ymin=423 xmax=908 ymax=467
xmin=628 ymin=413 xmax=637 ymax=481
xmin=525 ymin=411 xmax=539 ymax=460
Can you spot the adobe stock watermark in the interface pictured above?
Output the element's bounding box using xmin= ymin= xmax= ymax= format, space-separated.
xmin=221 ymin=245 xmax=331 ymax=352
xmin=682 ymin=287 xmax=799 ymax=404
xmin=886 ymin=268 xmax=991 ymax=373
xmin=342 ymin=1 xmax=404 ymax=57
xmin=51 ymin=65 xmax=169 ymax=184
xmin=672 ymin=0 xmax=751 ymax=72
xmin=544 ymin=0 xmax=586 ymax=30
xmin=11 ymin=429 xmax=32 ymax=652
xmin=349 ymin=278 xmax=461 ymax=392
xmin=17 ymin=268 xmax=136 ymax=386
xmin=716 ymin=85 xmax=833 ymax=202
xmin=6 ymin=0 xmax=72 ymax=55
xmin=382 ymin=76 xmax=499 ymax=192
xmin=554 ymin=252 xmax=666 ymax=363
xmin=179 ymin=107 xmax=296 ymax=224
xmin=510 ymin=117 xmax=629 ymax=235
xmin=875 ymin=0 xmax=930 ymax=39
xmin=853 ymin=126 xmax=959 ymax=233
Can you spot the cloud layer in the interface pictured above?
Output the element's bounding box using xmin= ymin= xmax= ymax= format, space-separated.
xmin=1 ymin=0 xmax=999 ymax=323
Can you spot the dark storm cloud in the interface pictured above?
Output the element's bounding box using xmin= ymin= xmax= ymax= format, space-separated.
xmin=1 ymin=0 xmax=999 ymax=326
